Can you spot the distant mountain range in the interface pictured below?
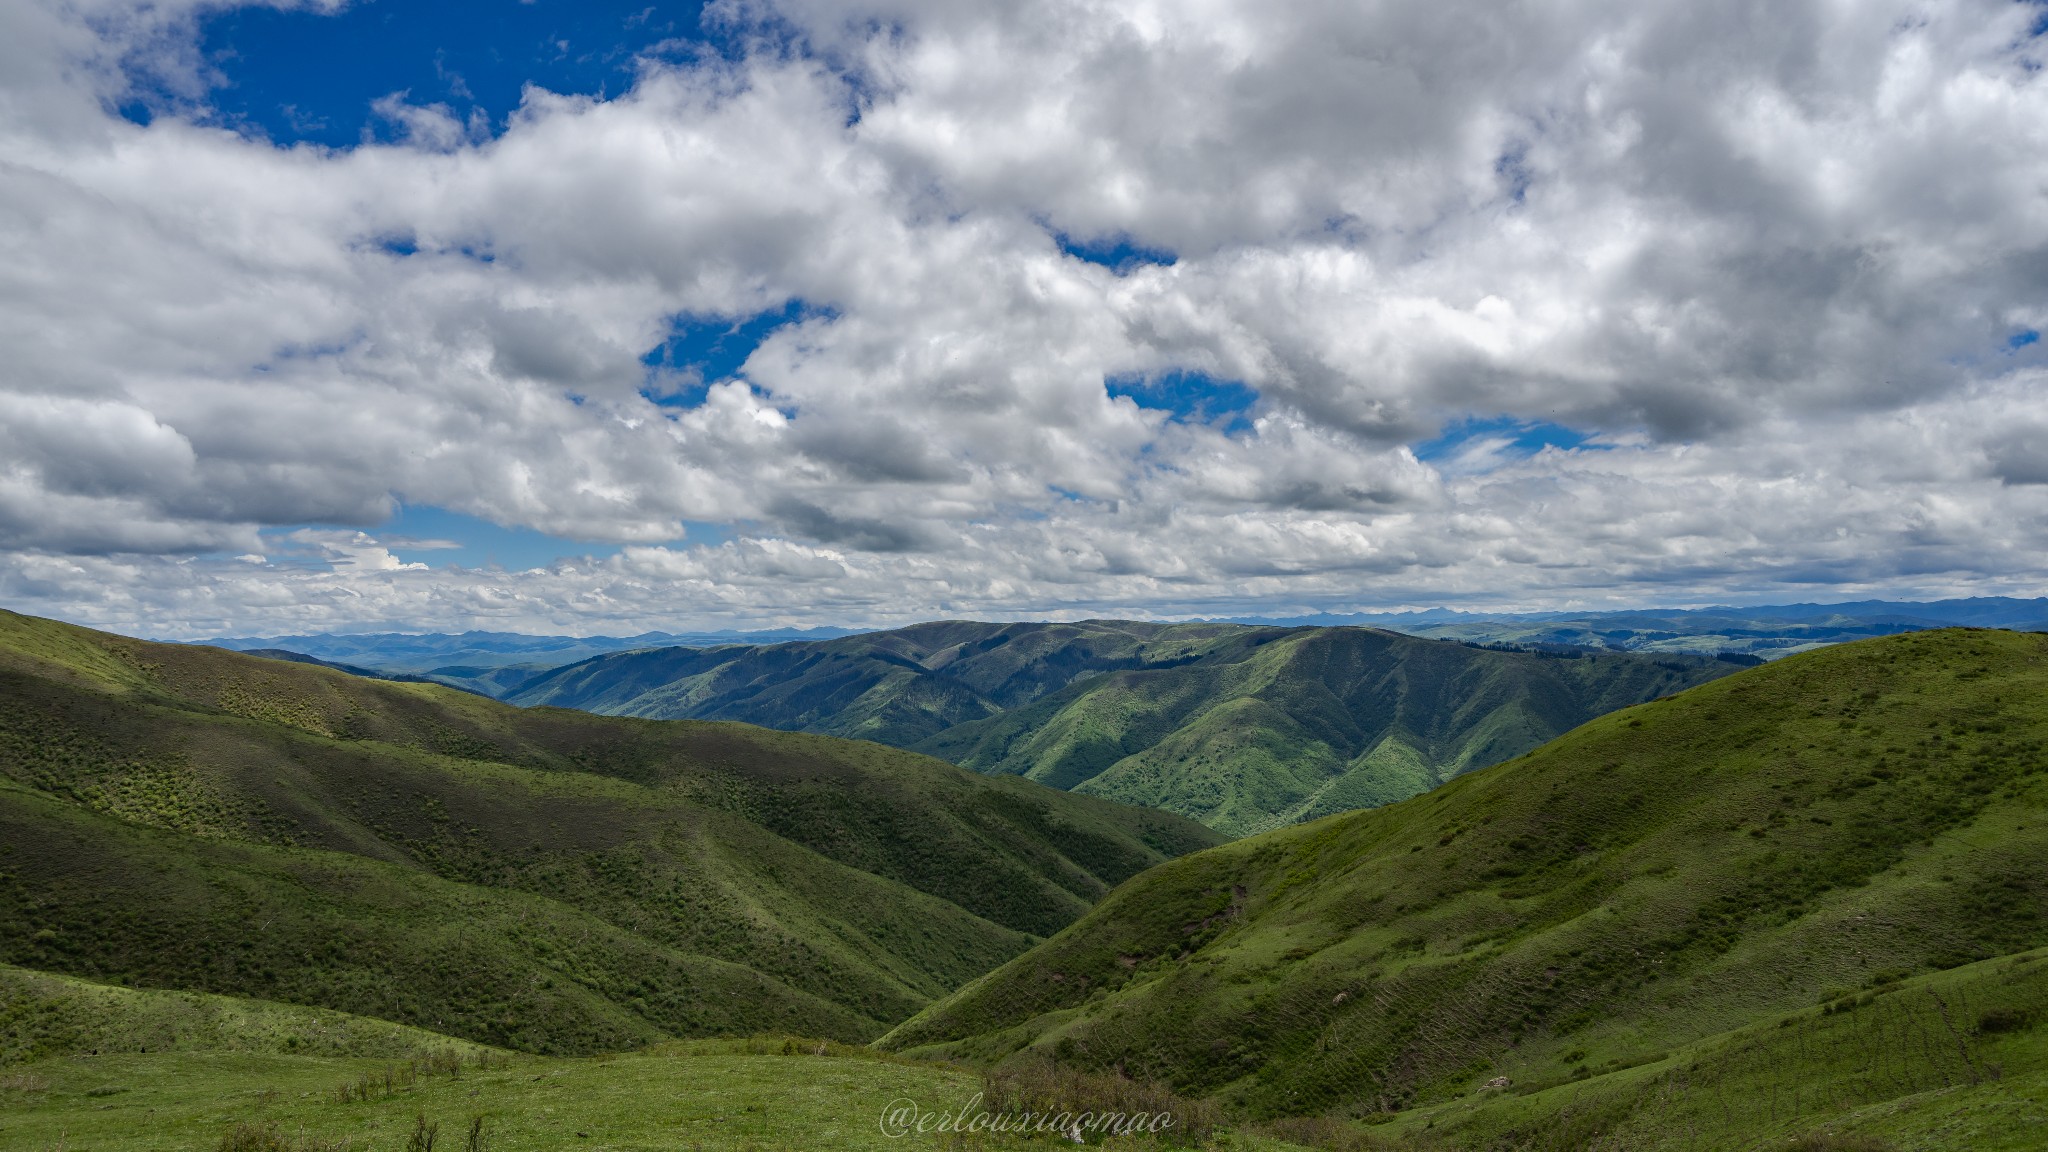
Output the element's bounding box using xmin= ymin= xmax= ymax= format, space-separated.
xmin=1226 ymin=596 xmax=2048 ymax=656
xmin=199 ymin=626 xmax=859 ymax=696
xmin=189 ymin=598 xmax=2048 ymax=834
xmin=196 ymin=597 xmax=2048 ymax=690
xmin=506 ymin=621 xmax=1736 ymax=835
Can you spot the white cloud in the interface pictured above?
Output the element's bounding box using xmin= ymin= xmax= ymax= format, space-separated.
xmin=1 ymin=0 xmax=2046 ymax=633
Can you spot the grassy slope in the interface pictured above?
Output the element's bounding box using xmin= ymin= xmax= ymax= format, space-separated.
xmin=0 ymin=967 xmax=1312 ymax=1152
xmin=514 ymin=622 xmax=1732 ymax=836
xmin=1378 ymin=945 xmax=2048 ymax=1151
xmin=0 ymin=610 xmax=1219 ymax=1051
xmin=0 ymin=964 xmax=493 ymax=1066
xmin=880 ymin=629 xmax=2048 ymax=1143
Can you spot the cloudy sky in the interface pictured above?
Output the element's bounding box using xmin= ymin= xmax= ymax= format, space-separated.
xmin=2 ymin=0 xmax=2045 ymax=637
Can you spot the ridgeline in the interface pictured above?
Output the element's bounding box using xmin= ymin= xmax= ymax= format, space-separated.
xmin=509 ymin=621 xmax=1736 ymax=836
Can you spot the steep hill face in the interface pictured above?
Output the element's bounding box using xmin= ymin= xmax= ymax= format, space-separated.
xmin=880 ymin=629 xmax=2048 ymax=1139
xmin=511 ymin=621 xmax=1733 ymax=835
xmin=0 ymin=611 xmax=1220 ymax=1052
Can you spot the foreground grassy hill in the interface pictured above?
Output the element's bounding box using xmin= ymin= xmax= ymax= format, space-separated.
xmin=511 ymin=621 xmax=1734 ymax=835
xmin=0 ymin=610 xmax=1219 ymax=1051
xmin=882 ymin=628 xmax=2048 ymax=1146
xmin=1381 ymin=944 xmax=2048 ymax=1150
xmin=0 ymin=965 xmax=1313 ymax=1151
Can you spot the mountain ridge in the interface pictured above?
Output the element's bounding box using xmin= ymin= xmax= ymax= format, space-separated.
xmin=509 ymin=621 xmax=1735 ymax=835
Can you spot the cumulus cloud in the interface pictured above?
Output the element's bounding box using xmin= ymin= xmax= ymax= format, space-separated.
xmin=1 ymin=0 xmax=2045 ymax=633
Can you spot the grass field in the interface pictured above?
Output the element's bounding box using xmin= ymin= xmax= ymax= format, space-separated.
xmin=0 ymin=1043 xmax=973 ymax=1152
xmin=0 ymin=969 xmax=1314 ymax=1152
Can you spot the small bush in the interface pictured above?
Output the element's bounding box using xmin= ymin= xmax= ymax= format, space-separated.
xmin=331 ymin=1048 xmax=491 ymax=1104
xmin=405 ymin=1114 xmax=439 ymax=1152
xmin=1977 ymin=1007 xmax=2033 ymax=1034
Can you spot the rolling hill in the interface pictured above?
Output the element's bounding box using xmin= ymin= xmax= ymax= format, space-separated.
xmin=879 ymin=628 xmax=2048 ymax=1147
xmin=0 ymin=610 xmax=1220 ymax=1053
xmin=508 ymin=621 xmax=1737 ymax=835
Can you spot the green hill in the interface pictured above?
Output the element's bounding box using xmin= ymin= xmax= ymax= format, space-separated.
xmin=510 ymin=621 xmax=1735 ymax=835
xmin=879 ymin=628 xmax=2048 ymax=1147
xmin=0 ymin=963 xmax=493 ymax=1066
xmin=0 ymin=610 xmax=1219 ymax=1053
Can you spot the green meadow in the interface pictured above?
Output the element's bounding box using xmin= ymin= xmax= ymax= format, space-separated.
xmin=0 ymin=969 xmax=1308 ymax=1151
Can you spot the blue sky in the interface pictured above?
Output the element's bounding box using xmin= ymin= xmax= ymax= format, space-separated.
xmin=154 ymin=1 xmax=716 ymax=146
xmin=1413 ymin=418 xmax=1599 ymax=466
xmin=373 ymin=505 xmax=627 ymax=569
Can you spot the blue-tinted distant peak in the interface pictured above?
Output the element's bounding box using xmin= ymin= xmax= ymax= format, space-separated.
xmin=143 ymin=1 xmax=721 ymax=148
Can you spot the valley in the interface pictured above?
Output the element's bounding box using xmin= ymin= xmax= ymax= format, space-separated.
xmin=4 ymin=613 xmax=2047 ymax=1149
